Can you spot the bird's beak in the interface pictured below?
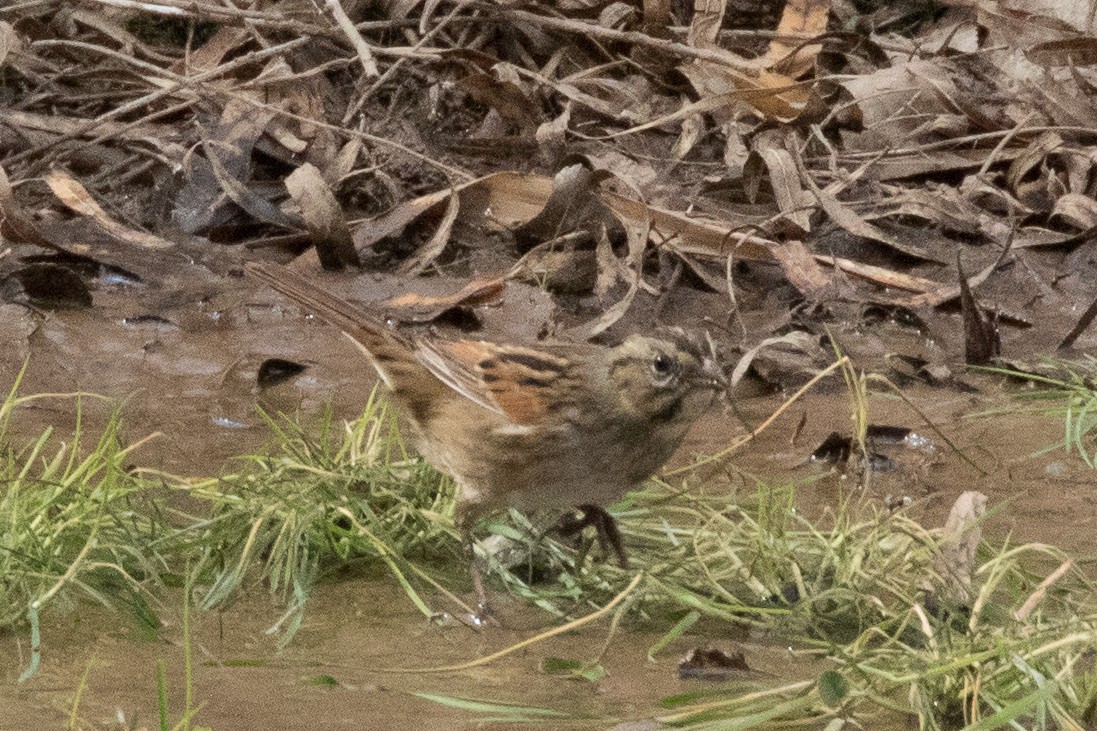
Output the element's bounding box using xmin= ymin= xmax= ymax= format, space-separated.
xmin=699 ymin=356 xmax=729 ymax=394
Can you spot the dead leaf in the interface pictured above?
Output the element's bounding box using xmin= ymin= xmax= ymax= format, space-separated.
xmin=175 ymin=99 xmax=279 ymax=234
xmin=0 ymin=165 xmax=56 ymax=249
xmin=958 ymin=256 xmax=1000 ymax=366
xmin=567 ymin=206 xmax=648 ymax=340
xmin=933 ymin=491 xmax=987 ymax=606
xmin=0 ymin=21 xmax=23 ymax=71
xmin=397 ymin=189 xmax=459 ymax=275
xmin=535 ymin=104 xmax=571 ymax=163
xmin=810 ymin=179 xmax=949 ymax=262
xmin=1006 ymin=131 xmax=1063 ymax=192
xmin=458 ymin=72 xmax=539 ymax=133
xmin=677 ymin=645 xmax=750 ymax=681
xmin=284 ymin=163 xmax=359 ymax=271
xmin=730 ymin=330 xmax=819 ymax=389
xmin=678 ymin=0 xmax=812 ymax=122
xmin=753 ymin=129 xmax=811 ymax=233
xmin=513 ymin=164 xmax=617 ymax=251
xmin=672 ymin=111 xmax=704 ymax=160
xmin=1051 ymin=193 xmax=1097 ymax=230
xmin=765 ymin=0 xmax=831 ymax=78
xmin=769 ymin=239 xmax=833 ymax=297
xmin=382 ymin=276 xmax=507 ymax=323
xmin=45 ymin=171 xmax=173 ymax=249
xmin=514 ymin=247 xmax=597 ymax=294
xmin=1027 ymin=37 xmax=1097 ymax=66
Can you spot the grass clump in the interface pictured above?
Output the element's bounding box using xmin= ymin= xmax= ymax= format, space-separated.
xmin=180 ymin=388 xmax=466 ymax=637
xmin=5 ymin=365 xmax=1097 ymax=729
xmin=983 ymin=356 xmax=1097 ymax=466
xmin=0 ymin=370 xmax=166 ymax=638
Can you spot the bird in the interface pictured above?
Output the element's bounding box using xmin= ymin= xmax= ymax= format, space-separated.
xmin=246 ymin=261 xmax=727 ymax=621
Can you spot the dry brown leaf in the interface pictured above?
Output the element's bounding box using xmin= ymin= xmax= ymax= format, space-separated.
xmin=753 ymin=129 xmax=811 ymax=233
xmin=672 ymin=111 xmax=704 ymax=160
xmin=0 ymin=21 xmax=23 ymax=71
xmin=730 ymin=331 xmax=816 ymax=389
xmin=765 ymin=0 xmax=831 ymax=78
xmin=205 ymin=135 xmax=295 ymax=229
xmin=398 ymin=190 xmax=459 ymax=275
xmin=0 ymin=109 xmax=186 ymax=161
xmin=891 ymin=243 xmax=1011 ymax=309
xmin=382 ymin=276 xmax=507 ymax=323
xmin=567 ymin=211 xmax=648 ymax=340
xmin=171 ymin=25 xmax=250 ymax=74
xmin=513 ymin=164 xmax=617 ymax=250
xmin=1051 ymin=193 xmax=1097 ymax=230
xmin=838 ymin=60 xmax=961 ymax=153
xmin=814 ymin=255 xmax=941 ymax=293
xmin=959 ymin=256 xmax=1000 ymax=365
xmin=977 ymin=5 xmax=1077 ymax=49
xmin=810 ymin=179 xmax=947 ymax=262
xmin=1006 ymin=131 xmax=1063 ymax=192
xmin=874 ymin=186 xmax=983 ymax=235
xmin=458 ymin=73 xmax=539 ymax=133
xmin=45 ymin=171 xmax=173 ymax=249
xmin=933 ymin=491 xmax=987 ymax=605
xmin=594 ymin=232 xmax=620 ymax=299
xmin=679 ymin=0 xmax=812 ymax=122
xmin=917 ymin=13 xmax=981 ymax=54
xmin=514 ymin=247 xmax=597 ymax=295
xmin=584 ymin=150 xmax=660 ymax=197
xmin=687 ymin=0 xmax=725 ymax=47
xmin=1027 ymin=37 xmax=1097 ymax=66
xmin=600 ymin=193 xmax=774 ymax=261
xmin=598 ymin=2 xmax=636 ymax=29
xmin=864 ymin=149 xmax=1021 ymax=182
xmin=0 ymin=165 xmax=55 ymax=249
xmin=284 ymin=163 xmax=358 ymax=271
xmin=324 ymin=139 xmax=363 ymax=187
xmin=769 ymin=239 xmax=833 ymax=297
xmin=176 ymin=99 xmax=280 ymax=233
xmin=259 ymin=57 xmax=323 ymax=155
xmin=535 ymin=104 xmax=571 ymax=161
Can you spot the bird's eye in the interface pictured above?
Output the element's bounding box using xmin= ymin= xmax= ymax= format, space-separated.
xmin=652 ymin=353 xmax=675 ymax=376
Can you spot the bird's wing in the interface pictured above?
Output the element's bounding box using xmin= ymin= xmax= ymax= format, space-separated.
xmin=414 ymin=339 xmax=574 ymax=425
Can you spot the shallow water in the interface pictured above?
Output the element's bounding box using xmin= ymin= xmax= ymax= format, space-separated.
xmin=2 ymin=273 xmax=1095 ymax=729
xmin=1 ymin=381 xmax=1089 ymax=729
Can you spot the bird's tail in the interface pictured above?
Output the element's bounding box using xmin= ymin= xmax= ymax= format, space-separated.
xmin=246 ymin=262 xmax=426 ymax=395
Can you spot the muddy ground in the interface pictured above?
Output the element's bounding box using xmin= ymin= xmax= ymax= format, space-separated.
xmin=0 ymin=289 xmax=1090 ymax=728
xmin=5 ymin=0 xmax=1097 ymax=727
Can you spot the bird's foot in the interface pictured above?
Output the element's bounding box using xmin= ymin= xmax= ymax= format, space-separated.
xmin=555 ymin=504 xmax=630 ymax=569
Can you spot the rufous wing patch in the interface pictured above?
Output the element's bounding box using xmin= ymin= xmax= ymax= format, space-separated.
xmin=418 ymin=340 xmax=568 ymax=425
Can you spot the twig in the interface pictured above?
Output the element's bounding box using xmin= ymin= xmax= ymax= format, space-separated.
xmin=477 ymin=4 xmax=758 ymax=72
xmin=80 ymin=0 xmax=328 ymax=33
xmin=6 ymin=35 xmax=313 ymax=169
xmin=382 ymin=572 xmax=645 ymax=673
xmin=324 ymin=0 xmax=379 ymax=77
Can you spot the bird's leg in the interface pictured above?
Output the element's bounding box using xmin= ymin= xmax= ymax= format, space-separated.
xmin=462 ymin=530 xmax=496 ymax=627
xmin=556 ymin=504 xmax=630 ymax=569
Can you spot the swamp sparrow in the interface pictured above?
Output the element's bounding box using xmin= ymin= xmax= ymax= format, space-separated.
xmin=247 ymin=262 xmax=727 ymax=618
